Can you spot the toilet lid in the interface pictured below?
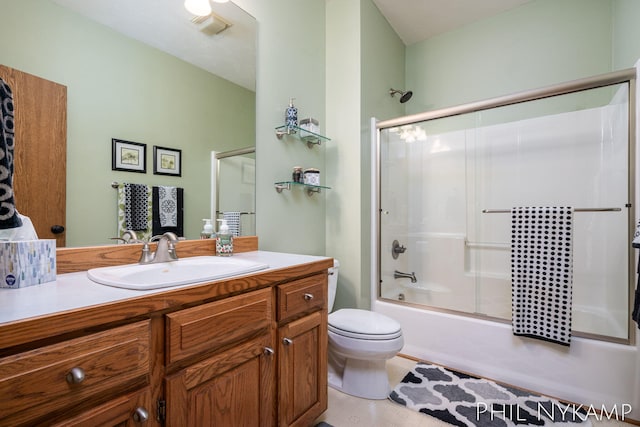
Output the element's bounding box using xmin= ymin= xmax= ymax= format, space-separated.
xmin=329 ymin=309 xmax=402 ymax=340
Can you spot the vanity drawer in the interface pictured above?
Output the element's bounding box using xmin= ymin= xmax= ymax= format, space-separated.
xmin=166 ymin=287 xmax=272 ymax=364
xmin=0 ymin=320 xmax=150 ymax=427
xmin=277 ymin=273 xmax=326 ymax=322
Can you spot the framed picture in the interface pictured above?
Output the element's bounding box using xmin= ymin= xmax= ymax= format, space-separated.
xmin=153 ymin=146 xmax=182 ymax=176
xmin=112 ymin=139 xmax=146 ymax=173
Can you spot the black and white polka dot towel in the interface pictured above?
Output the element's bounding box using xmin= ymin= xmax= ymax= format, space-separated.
xmin=511 ymin=207 xmax=574 ymax=346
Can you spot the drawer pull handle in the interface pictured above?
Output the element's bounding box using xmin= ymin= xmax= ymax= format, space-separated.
xmin=264 ymin=347 xmax=274 ymax=356
xmin=303 ymin=293 xmax=314 ymax=301
xmin=283 ymin=338 xmax=293 ymax=346
xmin=65 ymin=367 xmax=85 ymax=384
xmin=132 ymin=407 xmax=149 ymax=423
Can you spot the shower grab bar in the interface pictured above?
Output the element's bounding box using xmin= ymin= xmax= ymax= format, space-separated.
xmin=465 ymin=241 xmax=509 ymax=249
xmin=482 ymin=207 xmax=622 ymax=213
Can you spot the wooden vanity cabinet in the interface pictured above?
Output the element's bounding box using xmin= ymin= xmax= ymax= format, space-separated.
xmin=164 ymin=288 xmax=276 ymax=426
xmin=276 ymin=274 xmax=328 ymax=427
xmin=0 ymin=252 xmax=330 ymax=427
xmin=163 ymin=273 xmax=328 ymax=427
xmin=0 ymin=320 xmax=151 ymax=427
xmin=50 ymin=387 xmax=154 ymax=427
xmin=165 ymin=332 xmax=276 ymax=426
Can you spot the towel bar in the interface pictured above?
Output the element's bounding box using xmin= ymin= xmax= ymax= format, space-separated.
xmin=482 ymin=207 xmax=622 ymax=213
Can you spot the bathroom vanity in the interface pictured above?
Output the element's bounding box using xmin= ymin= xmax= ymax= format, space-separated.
xmin=0 ymin=237 xmax=331 ymax=427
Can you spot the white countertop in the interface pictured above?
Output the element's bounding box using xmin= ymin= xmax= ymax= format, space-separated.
xmin=0 ymin=251 xmax=331 ymax=325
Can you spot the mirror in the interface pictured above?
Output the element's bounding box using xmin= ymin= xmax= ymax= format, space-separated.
xmin=0 ymin=0 xmax=256 ymax=247
xmin=211 ymin=148 xmax=256 ymax=237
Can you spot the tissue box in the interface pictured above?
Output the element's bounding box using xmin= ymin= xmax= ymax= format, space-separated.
xmin=299 ymin=118 xmax=320 ymax=139
xmin=0 ymin=240 xmax=56 ymax=288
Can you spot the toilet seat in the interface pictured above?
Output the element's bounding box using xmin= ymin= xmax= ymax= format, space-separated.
xmin=329 ymin=309 xmax=402 ymax=340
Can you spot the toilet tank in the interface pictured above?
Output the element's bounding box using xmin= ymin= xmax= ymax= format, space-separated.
xmin=328 ymin=259 xmax=339 ymax=312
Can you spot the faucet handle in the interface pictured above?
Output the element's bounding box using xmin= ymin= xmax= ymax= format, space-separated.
xmin=163 ymin=232 xmax=179 ymax=242
xmin=138 ymin=242 xmax=154 ymax=264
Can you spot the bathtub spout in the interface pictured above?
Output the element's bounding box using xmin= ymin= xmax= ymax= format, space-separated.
xmin=394 ymin=270 xmax=417 ymax=283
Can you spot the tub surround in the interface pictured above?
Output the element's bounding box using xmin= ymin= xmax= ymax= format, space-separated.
xmin=0 ymin=237 xmax=331 ymax=426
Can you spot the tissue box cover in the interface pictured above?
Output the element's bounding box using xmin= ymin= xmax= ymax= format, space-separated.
xmin=0 ymin=240 xmax=56 ymax=288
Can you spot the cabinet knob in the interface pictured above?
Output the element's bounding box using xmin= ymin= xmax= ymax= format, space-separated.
xmin=263 ymin=347 xmax=274 ymax=356
xmin=303 ymin=293 xmax=314 ymax=301
xmin=65 ymin=367 xmax=85 ymax=384
xmin=51 ymin=225 xmax=65 ymax=234
xmin=132 ymin=407 xmax=149 ymax=423
xmin=283 ymin=338 xmax=293 ymax=346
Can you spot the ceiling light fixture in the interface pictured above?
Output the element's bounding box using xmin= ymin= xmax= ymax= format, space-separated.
xmin=184 ymin=0 xmax=211 ymax=16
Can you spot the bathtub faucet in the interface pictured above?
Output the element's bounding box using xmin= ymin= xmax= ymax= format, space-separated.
xmin=394 ymin=270 xmax=417 ymax=283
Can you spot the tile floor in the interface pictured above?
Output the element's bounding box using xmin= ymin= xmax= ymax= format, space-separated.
xmin=314 ymin=356 xmax=631 ymax=426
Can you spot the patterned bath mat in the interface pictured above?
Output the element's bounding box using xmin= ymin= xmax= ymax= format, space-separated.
xmin=389 ymin=362 xmax=591 ymax=427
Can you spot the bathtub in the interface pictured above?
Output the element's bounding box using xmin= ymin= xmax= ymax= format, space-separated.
xmin=373 ymin=299 xmax=640 ymax=420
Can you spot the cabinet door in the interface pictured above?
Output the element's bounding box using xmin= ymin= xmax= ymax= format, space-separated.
xmin=278 ymin=311 xmax=327 ymax=427
xmin=50 ymin=388 xmax=154 ymax=427
xmin=165 ymin=333 xmax=275 ymax=427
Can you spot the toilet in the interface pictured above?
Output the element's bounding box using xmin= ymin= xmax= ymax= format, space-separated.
xmin=327 ymin=259 xmax=404 ymax=399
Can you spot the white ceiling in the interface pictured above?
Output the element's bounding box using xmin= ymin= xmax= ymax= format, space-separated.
xmin=371 ymin=0 xmax=533 ymax=45
xmin=49 ymin=0 xmax=532 ymax=91
xmin=50 ymin=0 xmax=257 ymax=91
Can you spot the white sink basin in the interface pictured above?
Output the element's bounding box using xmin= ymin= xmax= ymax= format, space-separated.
xmin=87 ymin=256 xmax=269 ymax=290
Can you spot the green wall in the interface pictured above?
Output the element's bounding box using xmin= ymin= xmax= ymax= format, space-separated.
xmin=613 ymin=0 xmax=640 ymax=70
xmin=325 ymin=0 xmax=405 ymax=310
xmin=237 ymin=0 xmax=327 ymax=256
xmin=0 ymin=0 xmax=255 ymax=246
xmin=405 ymin=0 xmax=615 ymax=114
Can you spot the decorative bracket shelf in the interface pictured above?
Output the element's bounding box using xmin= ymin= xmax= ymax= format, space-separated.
xmin=274 ymin=181 xmax=330 ymax=196
xmin=274 ymin=125 xmax=331 ymax=148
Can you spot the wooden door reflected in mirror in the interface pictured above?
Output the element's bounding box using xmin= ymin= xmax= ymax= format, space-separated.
xmin=0 ymin=65 xmax=67 ymax=246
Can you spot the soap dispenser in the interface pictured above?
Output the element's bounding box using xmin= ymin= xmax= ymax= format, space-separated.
xmin=201 ymin=219 xmax=214 ymax=239
xmin=285 ymin=98 xmax=298 ymax=130
xmin=216 ymin=219 xmax=233 ymax=256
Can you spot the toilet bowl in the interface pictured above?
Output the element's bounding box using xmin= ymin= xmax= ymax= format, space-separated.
xmin=327 ymin=260 xmax=404 ymax=400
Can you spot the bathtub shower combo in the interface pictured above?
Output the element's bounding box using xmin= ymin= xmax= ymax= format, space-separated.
xmin=372 ymin=68 xmax=639 ymax=415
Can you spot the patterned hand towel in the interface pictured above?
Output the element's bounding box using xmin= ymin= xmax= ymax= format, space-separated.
xmin=0 ymin=77 xmax=22 ymax=229
xmin=158 ymin=186 xmax=177 ymax=227
xmin=511 ymin=207 xmax=574 ymax=346
xmin=152 ymin=186 xmax=184 ymax=237
xmin=122 ymin=183 xmax=150 ymax=231
xmin=223 ymin=211 xmax=241 ymax=237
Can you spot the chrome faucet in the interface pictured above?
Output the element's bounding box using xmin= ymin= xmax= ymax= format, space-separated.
xmin=394 ymin=270 xmax=417 ymax=283
xmin=110 ymin=229 xmax=141 ymax=245
xmin=140 ymin=232 xmax=179 ymax=264
xmin=122 ymin=229 xmax=139 ymax=243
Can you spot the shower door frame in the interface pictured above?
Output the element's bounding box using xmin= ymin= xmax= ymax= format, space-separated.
xmin=372 ymin=67 xmax=637 ymax=344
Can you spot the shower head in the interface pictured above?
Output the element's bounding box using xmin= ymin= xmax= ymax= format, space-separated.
xmin=389 ymin=88 xmax=413 ymax=103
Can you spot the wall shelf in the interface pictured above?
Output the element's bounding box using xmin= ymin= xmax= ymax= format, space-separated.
xmin=274 ymin=181 xmax=330 ymax=196
xmin=275 ymin=125 xmax=331 ymax=148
